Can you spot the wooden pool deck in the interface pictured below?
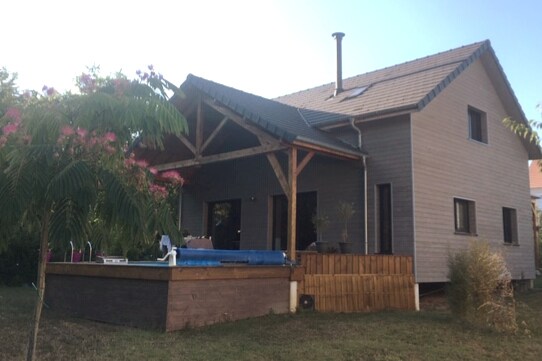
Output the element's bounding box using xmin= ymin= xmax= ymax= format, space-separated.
xmin=45 ymin=254 xmax=416 ymax=331
xmin=46 ymin=263 xmax=303 ymax=331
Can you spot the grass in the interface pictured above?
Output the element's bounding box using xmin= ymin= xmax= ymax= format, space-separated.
xmin=1 ymin=280 xmax=542 ymax=361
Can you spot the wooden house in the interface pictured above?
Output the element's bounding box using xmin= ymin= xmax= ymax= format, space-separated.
xmin=138 ymin=39 xmax=540 ymax=286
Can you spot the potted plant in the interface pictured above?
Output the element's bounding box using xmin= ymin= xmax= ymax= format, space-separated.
xmin=338 ymin=201 xmax=355 ymax=253
xmin=312 ymin=214 xmax=330 ymax=253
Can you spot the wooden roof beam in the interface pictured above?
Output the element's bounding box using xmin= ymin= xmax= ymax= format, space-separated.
xmin=265 ymin=153 xmax=290 ymax=196
xmin=177 ymin=134 xmax=197 ymax=155
xmin=195 ymin=99 xmax=203 ymax=156
xmin=201 ymin=116 xmax=228 ymax=153
xmin=296 ymin=151 xmax=314 ymax=177
xmin=155 ymin=143 xmax=287 ymax=171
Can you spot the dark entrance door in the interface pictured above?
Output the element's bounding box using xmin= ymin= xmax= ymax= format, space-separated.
xmin=207 ymin=199 xmax=241 ymax=250
xmin=376 ymin=184 xmax=392 ymax=254
xmin=272 ymin=192 xmax=317 ymax=251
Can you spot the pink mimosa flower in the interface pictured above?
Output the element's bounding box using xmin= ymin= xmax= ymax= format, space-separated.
xmin=5 ymin=107 xmax=22 ymax=123
xmin=88 ymin=137 xmax=98 ymax=146
xmin=76 ymin=128 xmax=88 ymax=138
xmin=160 ymin=170 xmax=184 ymax=185
xmin=103 ymin=132 xmax=116 ymax=142
xmin=149 ymin=183 xmax=168 ymax=199
xmin=2 ymin=123 xmax=18 ymax=136
xmin=135 ymin=159 xmax=149 ymax=169
xmin=124 ymin=158 xmax=136 ymax=167
xmin=61 ymin=126 xmax=75 ymax=136
xmin=149 ymin=167 xmax=158 ymax=175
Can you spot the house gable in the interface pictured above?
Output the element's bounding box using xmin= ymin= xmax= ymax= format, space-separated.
xmin=178 ymin=74 xmax=364 ymax=161
xmin=411 ymin=57 xmax=534 ymax=282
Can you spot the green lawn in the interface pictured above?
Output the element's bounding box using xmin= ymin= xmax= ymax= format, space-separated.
xmin=1 ymin=281 xmax=541 ymax=361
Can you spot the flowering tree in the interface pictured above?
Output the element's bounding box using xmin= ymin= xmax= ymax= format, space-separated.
xmin=0 ymin=67 xmax=187 ymax=361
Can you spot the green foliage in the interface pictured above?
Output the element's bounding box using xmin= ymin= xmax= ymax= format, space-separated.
xmin=0 ymin=68 xmax=188 ymax=254
xmin=337 ymin=201 xmax=355 ymax=242
xmin=503 ymin=116 xmax=541 ymax=145
xmin=0 ymin=67 xmax=190 ymax=360
xmin=447 ymin=241 xmax=517 ymax=333
xmin=312 ymin=214 xmax=329 ymax=243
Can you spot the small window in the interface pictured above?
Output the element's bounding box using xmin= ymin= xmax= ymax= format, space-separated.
xmin=344 ymin=86 xmax=369 ymax=100
xmin=502 ymin=207 xmax=518 ymax=244
xmin=468 ymin=107 xmax=487 ymax=143
xmin=454 ymin=198 xmax=476 ymax=234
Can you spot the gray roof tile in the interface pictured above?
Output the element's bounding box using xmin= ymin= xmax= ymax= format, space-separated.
xmin=183 ymin=74 xmax=364 ymax=157
xmin=275 ymin=41 xmax=488 ymax=123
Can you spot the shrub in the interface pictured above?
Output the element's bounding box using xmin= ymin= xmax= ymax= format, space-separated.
xmin=447 ymin=241 xmax=517 ymax=333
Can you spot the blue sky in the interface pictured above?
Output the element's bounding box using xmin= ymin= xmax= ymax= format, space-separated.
xmin=2 ymin=0 xmax=541 ymax=121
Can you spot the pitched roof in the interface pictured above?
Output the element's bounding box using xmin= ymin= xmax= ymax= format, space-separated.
xmin=182 ymin=74 xmax=364 ymax=158
xmin=529 ymin=161 xmax=542 ymax=188
xmin=275 ymin=41 xmax=489 ymax=124
xmin=275 ymin=40 xmax=542 ymax=159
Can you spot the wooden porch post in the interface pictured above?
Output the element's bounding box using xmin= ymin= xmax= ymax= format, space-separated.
xmin=288 ymin=147 xmax=298 ymax=260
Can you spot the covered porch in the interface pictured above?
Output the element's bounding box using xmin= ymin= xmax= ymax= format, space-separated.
xmin=137 ymin=74 xmax=367 ymax=259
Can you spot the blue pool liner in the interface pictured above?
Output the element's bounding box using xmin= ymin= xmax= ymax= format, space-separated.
xmin=176 ymin=249 xmax=287 ymax=265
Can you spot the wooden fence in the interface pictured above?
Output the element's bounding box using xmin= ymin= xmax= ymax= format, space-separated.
xmin=298 ymin=253 xmax=416 ymax=312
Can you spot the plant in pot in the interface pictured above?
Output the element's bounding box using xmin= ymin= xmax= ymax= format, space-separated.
xmin=312 ymin=214 xmax=330 ymax=253
xmin=338 ymin=201 xmax=355 ymax=253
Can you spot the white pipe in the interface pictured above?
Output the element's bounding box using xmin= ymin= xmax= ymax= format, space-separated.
xmin=157 ymin=246 xmax=177 ymax=266
xmin=69 ymin=241 xmax=74 ymax=263
xmin=363 ymin=156 xmax=368 ymax=255
xmin=350 ymin=118 xmax=363 ymax=149
xmin=289 ymin=281 xmax=298 ymax=313
xmin=350 ymin=119 xmax=368 ymax=255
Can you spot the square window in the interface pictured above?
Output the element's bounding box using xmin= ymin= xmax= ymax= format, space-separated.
xmin=502 ymin=207 xmax=518 ymax=244
xmin=454 ymin=198 xmax=476 ymax=234
xmin=468 ymin=107 xmax=487 ymax=143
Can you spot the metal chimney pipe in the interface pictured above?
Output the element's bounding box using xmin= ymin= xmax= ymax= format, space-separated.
xmin=332 ymin=32 xmax=345 ymax=96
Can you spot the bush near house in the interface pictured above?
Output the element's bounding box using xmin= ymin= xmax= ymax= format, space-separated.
xmin=447 ymin=241 xmax=517 ymax=333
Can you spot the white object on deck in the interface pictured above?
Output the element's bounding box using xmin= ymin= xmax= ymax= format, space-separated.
xmin=157 ymin=246 xmax=177 ymax=266
xmin=96 ymin=256 xmax=128 ymax=264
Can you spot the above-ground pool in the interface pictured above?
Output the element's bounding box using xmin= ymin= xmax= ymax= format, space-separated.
xmin=127 ymin=249 xmax=288 ymax=267
xmin=175 ymin=248 xmax=288 ymax=266
xmin=45 ymin=252 xmax=303 ymax=331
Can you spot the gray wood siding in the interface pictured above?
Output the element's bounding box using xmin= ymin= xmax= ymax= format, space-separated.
xmin=356 ymin=116 xmax=414 ymax=256
xmin=412 ymin=59 xmax=534 ymax=282
xmin=181 ymin=153 xmax=364 ymax=251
